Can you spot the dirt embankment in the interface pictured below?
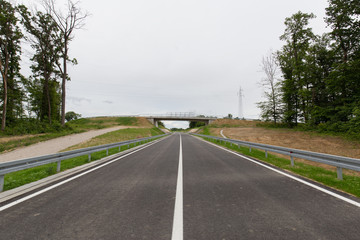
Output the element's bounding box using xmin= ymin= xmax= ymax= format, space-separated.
xmin=209 ymin=119 xmax=360 ymax=176
xmin=211 ymin=127 xmax=360 ymax=159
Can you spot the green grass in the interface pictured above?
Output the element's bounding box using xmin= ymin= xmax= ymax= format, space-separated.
xmin=150 ymin=127 xmax=164 ymax=136
xmin=116 ymin=117 xmax=138 ymax=126
xmin=3 ymin=137 xmax=163 ymax=191
xmin=202 ymin=137 xmax=360 ymax=198
xmin=0 ymin=117 xmax=152 ymax=153
xmin=2 ymin=124 xmax=165 ymax=191
xmin=66 ymin=117 xmax=139 ymax=130
xmin=201 ymin=126 xmax=211 ymax=135
xmin=64 ymin=127 xmax=164 ymax=151
xmin=0 ymin=130 xmax=84 ymax=153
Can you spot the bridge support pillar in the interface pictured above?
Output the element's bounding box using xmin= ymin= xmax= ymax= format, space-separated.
xmin=147 ymin=118 xmax=155 ymax=125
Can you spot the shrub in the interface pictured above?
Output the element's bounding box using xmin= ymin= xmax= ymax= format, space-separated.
xmin=65 ymin=111 xmax=82 ymax=122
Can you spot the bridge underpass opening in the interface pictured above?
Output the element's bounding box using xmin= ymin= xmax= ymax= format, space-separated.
xmin=146 ymin=115 xmax=216 ymax=129
xmin=162 ymin=121 xmax=190 ymax=130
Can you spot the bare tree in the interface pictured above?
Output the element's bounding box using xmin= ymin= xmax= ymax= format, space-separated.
xmin=257 ymin=50 xmax=282 ymax=124
xmin=42 ymin=0 xmax=88 ymax=126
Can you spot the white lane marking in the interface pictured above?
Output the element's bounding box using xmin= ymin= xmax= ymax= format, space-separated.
xmin=220 ymin=130 xmax=227 ymax=138
xmin=171 ymin=134 xmax=183 ymax=240
xmin=194 ymin=136 xmax=360 ymax=208
xmin=0 ymin=137 xmax=168 ymax=212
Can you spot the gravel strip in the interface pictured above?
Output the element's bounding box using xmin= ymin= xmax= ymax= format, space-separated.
xmin=0 ymin=126 xmax=133 ymax=163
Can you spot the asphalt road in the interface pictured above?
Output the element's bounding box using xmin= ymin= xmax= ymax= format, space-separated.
xmin=1 ymin=133 xmax=360 ymax=239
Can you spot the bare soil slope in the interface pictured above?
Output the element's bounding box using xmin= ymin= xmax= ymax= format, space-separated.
xmin=212 ymin=127 xmax=360 ymax=159
xmin=209 ymin=119 xmax=360 ymax=176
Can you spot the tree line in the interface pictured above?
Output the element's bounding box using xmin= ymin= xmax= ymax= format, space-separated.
xmin=258 ymin=0 xmax=360 ymax=135
xmin=0 ymin=0 xmax=87 ymax=133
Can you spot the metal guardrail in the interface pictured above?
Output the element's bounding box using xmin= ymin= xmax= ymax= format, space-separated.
xmin=0 ymin=134 xmax=169 ymax=192
xmin=192 ymin=133 xmax=360 ymax=180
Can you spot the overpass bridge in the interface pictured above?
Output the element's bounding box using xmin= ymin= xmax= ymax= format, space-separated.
xmin=146 ymin=113 xmax=217 ymax=127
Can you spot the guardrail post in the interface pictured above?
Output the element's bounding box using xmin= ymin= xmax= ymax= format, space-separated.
xmin=88 ymin=154 xmax=91 ymax=162
xmin=249 ymin=147 xmax=252 ymax=153
xmin=57 ymin=160 xmax=61 ymax=172
xmin=0 ymin=175 xmax=4 ymax=192
xmin=238 ymin=144 xmax=241 ymax=149
xmin=119 ymin=145 xmax=121 ymax=151
xmin=290 ymin=155 xmax=294 ymax=166
xmin=265 ymin=150 xmax=268 ymax=158
xmin=106 ymin=148 xmax=109 ymax=156
xmin=127 ymin=144 xmax=130 ymax=149
xmin=337 ymin=167 xmax=343 ymax=180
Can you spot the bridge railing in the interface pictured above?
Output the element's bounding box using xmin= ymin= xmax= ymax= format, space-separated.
xmin=0 ymin=134 xmax=169 ymax=192
xmin=191 ymin=133 xmax=360 ymax=180
xmin=145 ymin=112 xmax=218 ymax=118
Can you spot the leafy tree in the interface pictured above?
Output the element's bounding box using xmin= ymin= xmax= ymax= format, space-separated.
xmin=325 ymin=0 xmax=360 ymax=123
xmin=157 ymin=121 xmax=165 ymax=128
xmin=305 ymin=34 xmax=336 ymax=125
xmin=257 ymin=2 xmax=360 ymax=135
xmin=170 ymin=128 xmax=184 ymax=132
xmin=0 ymin=0 xmax=23 ymax=131
xmin=18 ymin=5 xmax=61 ymax=124
xmin=65 ymin=111 xmax=81 ymax=122
xmin=278 ymin=11 xmax=316 ymax=125
xmin=225 ymin=113 xmax=233 ymax=119
xmin=189 ymin=121 xmax=205 ymax=128
xmin=325 ymin=0 xmax=360 ymax=64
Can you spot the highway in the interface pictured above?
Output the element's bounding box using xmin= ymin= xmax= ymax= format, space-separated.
xmin=0 ymin=133 xmax=360 ymax=239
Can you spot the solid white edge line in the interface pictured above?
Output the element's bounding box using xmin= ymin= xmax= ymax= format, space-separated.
xmin=194 ymin=135 xmax=360 ymax=208
xmin=0 ymin=137 xmax=168 ymax=212
xmin=220 ymin=130 xmax=227 ymax=138
xmin=171 ymin=134 xmax=183 ymax=240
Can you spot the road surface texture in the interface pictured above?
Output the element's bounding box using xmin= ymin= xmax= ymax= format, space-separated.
xmin=0 ymin=133 xmax=360 ymax=239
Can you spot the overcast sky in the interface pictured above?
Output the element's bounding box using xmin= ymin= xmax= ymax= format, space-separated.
xmin=24 ymin=0 xmax=330 ymax=128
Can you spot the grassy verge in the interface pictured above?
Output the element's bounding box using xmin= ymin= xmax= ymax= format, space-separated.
xmin=201 ymin=136 xmax=360 ymax=198
xmin=67 ymin=117 xmax=140 ymax=130
xmin=0 ymin=130 xmax=82 ymax=153
xmin=64 ymin=127 xmax=163 ymax=151
xmin=3 ymin=134 xmax=164 ymax=192
xmin=0 ymin=117 xmax=151 ymax=153
xmin=201 ymin=126 xmax=211 ymax=135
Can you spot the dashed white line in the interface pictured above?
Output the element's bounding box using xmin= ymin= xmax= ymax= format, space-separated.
xmin=171 ymin=134 xmax=183 ymax=240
